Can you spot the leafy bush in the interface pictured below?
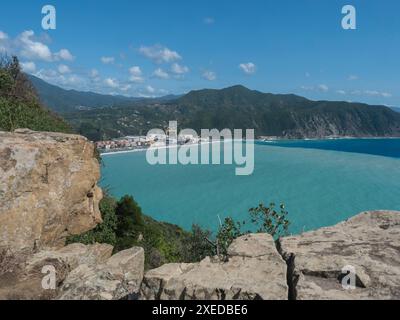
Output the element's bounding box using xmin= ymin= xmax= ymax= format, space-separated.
xmin=202 ymin=202 xmax=290 ymax=260
xmin=249 ymin=202 xmax=290 ymax=239
xmin=183 ymin=224 xmax=215 ymax=262
xmin=215 ymin=217 xmax=244 ymax=258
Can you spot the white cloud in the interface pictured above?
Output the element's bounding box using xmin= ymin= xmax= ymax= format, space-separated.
xmin=158 ymin=89 xmax=169 ymax=95
xmin=171 ymin=63 xmax=189 ymax=75
xmin=318 ymin=84 xmax=329 ymax=92
xmin=16 ymin=30 xmax=73 ymax=62
xmin=20 ymin=61 xmax=36 ymax=73
xmin=120 ymin=84 xmax=132 ymax=92
xmin=34 ymin=68 xmax=85 ymax=89
xmin=55 ymin=49 xmax=74 ymax=61
xmin=348 ymin=75 xmax=359 ymax=81
xmin=239 ymin=62 xmax=256 ymax=75
xmin=337 ymin=90 xmax=346 ymax=95
xmin=139 ymin=45 xmax=181 ymax=64
xmin=301 ymin=84 xmax=329 ymax=93
xmin=18 ymin=30 xmax=53 ymax=61
xmin=364 ymin=90 xmax=392 ymax=98
xmin=101 ymin=56 xmax=115 ymax=64
xmin=89 ymin=69 xmax=101 ymax=83
xmin=129 ymin=66 xmax=144 ymax=83
xmin=346 ymin=89 xmax=392 ymax=98
xmin=104 ymin=78 xmax=119 ymax=88
xmin=65 ymin=74 xmax=82 ymax=85
xmin=0 ymin=31 xmax=8 ymax=40
xmin=146 ymin=85 xmax=156 ymax=94
xmin=58 ymin=64 xmax=71 ymax=74
xmin=90 ymin=69 xmax=99 ymax=78
xmin=202 ymin=70 xmax=216 ymax=81
xmin=203 ymin=17 xmax=215 ymax=25
xmin=153 ymin=68 xmax=169 ymax=79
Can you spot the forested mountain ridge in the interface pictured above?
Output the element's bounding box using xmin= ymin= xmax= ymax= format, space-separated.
xmin=60 ymin=85 xmax=400 ymax=141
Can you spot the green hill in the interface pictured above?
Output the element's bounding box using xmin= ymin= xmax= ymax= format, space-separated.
xmin=0 ymin=56 xmax=71 ymax=133
xmin=63 ymin=85 xmax=400 ymax=141
xmin=175 ymin=85 xmax=400 ymax=138
xmin=29 ymin=75 xmax=181 ymax=114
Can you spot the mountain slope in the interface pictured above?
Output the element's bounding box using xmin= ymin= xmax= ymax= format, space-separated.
xmin=29 ymin=75 xmax=181 ymax=114
xmin=31 ymin=80 xmax=400 ymax=140
xmin=29 ymin=75 xmax=143 ymax=113
xmin=0 ymin=57 xmax=71 ymax=133
xmin=173 ymin=85 xmax=400 ymax=138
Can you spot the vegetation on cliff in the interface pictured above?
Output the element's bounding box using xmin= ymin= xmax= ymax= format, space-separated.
xmin=68 ymin=193 xmax=290 ymax=268
xmin=67 ymin=194 xmax=191 ymax=269
xmin=0 ymin=55 xmax=71 ymax=133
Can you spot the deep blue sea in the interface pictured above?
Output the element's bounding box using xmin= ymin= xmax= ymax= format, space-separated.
xmin=101 ymin=139 xmax=400 ymax=235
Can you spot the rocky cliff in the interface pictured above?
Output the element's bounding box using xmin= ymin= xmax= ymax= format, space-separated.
xmin=0 ymin=129 xmax=103 ymax=252
xmin=0 ymin=130 xmax=399 ymax=300
xmin=0 ymin=130 xmax=144 ymax=300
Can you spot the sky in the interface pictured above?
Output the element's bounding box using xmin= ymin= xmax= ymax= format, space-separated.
xmin=0 ymin=0 xmax=399 ymax=106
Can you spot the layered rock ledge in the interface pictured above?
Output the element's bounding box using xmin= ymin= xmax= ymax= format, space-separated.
xmin=279 ymin=210 xmax=400 ymax=300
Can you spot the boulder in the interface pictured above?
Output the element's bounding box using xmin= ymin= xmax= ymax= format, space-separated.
xmin=0 ymin=129 xmax=103 ymax=252
xmin=59 ymin=247 xmax=145 ymax=300
xmin=279 ymin=210 xmax=400 ymax=300
xmin=140 ymin=233 xmax=288 ymax=300
xmin=0 ymin=243 xmax=113 ymax=300
xmin=26 ymin=243 xmax=114 ymax=274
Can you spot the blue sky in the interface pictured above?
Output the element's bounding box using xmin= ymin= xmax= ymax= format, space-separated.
xmin=1 ymin=0 xmax=399 ymax=106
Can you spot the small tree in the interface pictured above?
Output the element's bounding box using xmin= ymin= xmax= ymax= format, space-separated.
xmin=215 ymin=217 xmax=244 ymax=259
xmin=184 ymin=224 xmax=215 ymax=262
xmin=249 ymin=202 xmax=290 ymax=239
xmin=115 ymin=195 xmax=144 ymax=236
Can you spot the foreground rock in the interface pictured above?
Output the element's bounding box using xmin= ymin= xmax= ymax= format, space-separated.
xmin=0 ymin=129 xmax=103 ymax=253
xmin=140 ymin=233 xmax=288 ymax=300
xmin=0 ymin=130 xmax=145 ymax=300
xmin=59 ymin=247 xmax=145 ymax=300
xmin=0 ymin=243 xmax=113 ymax=300
xmin=279 ymin=211 xmax=400 ymax=300
xmin=0 ymin=244 xmax=145 ymax=300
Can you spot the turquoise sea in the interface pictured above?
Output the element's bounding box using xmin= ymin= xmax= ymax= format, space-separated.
xmin=101 ymin=139 xmax=400 ymax=234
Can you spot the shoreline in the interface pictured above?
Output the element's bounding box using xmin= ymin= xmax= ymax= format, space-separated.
xmin=100 ymin=136 xmax=400 ymax=156
xmin=100 ymin=140 xmax=224 ymax=156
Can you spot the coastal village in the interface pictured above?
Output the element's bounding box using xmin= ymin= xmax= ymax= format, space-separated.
xmin=95 ymin=129 xmax=201 ymax=153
